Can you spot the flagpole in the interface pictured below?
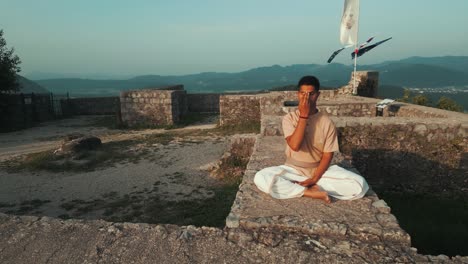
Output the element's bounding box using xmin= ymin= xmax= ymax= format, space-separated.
xmin=353 ymin=45 xmax=358 ymax=95
xmin=352 ymin=0 xmax=360 ymax=95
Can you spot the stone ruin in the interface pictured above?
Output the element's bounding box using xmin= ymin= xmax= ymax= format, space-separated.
xmin=1 ymin=71 xmax=468 ymax=263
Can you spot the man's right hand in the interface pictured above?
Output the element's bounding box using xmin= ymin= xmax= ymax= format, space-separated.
xmin=298 ymin=92 xmax=310 ymax=117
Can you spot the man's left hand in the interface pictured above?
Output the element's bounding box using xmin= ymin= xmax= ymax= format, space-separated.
xmin=297 ymin=178 xmax=316 ymax=187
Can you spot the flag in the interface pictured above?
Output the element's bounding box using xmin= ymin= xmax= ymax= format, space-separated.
xmin=340 ymin=0 xmax=360 ymax=46
xmin=351 ymin=37 xmax=392 ymax=59
xmin=359 ymin=36 xmax=375 ymax=49
xmin=327 ymin=37 xmax=372 ymax=63
xmin=327 ymin=48 xmax=345 ymax=63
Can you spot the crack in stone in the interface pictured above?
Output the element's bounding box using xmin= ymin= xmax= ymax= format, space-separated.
xmin=45 ymin=243 xmax=65 ymax=264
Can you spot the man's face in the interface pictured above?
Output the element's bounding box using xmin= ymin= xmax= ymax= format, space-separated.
xmin=298 ymin=85 xmax=320 ymax=104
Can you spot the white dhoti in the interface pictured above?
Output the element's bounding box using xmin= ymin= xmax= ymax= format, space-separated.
xmin=253 ymin=165 xmax=369 ymax=200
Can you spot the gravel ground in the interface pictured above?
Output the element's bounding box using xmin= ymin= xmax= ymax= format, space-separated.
xmin=0 ymin=115 xmax=231 ymax=223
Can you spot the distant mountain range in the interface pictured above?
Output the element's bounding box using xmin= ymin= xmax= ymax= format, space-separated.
xmin=24 ymin=56 xmax=468 ymax=109
xmin=17 ymin=75 xmax=49 ymax=94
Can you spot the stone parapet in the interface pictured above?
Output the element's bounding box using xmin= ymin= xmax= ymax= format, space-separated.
xmin=335 ymin=117 xmax=468 ymax=194
xmin=219 ymin=94 xmax=261 ymax=126
xmin=120 ymin=85 xmax=187 ymax=127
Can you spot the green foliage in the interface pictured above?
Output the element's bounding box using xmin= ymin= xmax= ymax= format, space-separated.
xmin=0 ymin=30 xmax=21 ymax=93
xmin=215 ymin=120 xmax=260 ymax=135
xmin=436 ymin=96 xmax=463 ymax=112
xmin=398 ymin=88 xmax=412 ymax=103
xmin=412 ymin=94 xmax=431 ymax=106
xmin=397 ymin=89 xmax=464 ymax=112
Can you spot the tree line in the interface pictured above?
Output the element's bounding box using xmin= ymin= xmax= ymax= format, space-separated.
xmin=398 ymin=89 xmax=464 ymax=112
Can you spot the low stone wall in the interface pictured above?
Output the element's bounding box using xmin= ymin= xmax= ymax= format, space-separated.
xmin=120 ymin=86 xmax=187 ymax=127
xmin=335 ymin=118 xmax=468 ymax=194
xmin=218 ymin=71 xmax=380 ymax=127
xmin=219 ymin=94 xmax=260 ymax=126
xmin=187 ymin=93 xmax=220 ymax=113
xmin=383 ymin=102 xmax=463 ymax=118
xmin=3 ymin=212 xmax=457 ymax=263
xmin=68 ymin=97 xmax=119 ymax=115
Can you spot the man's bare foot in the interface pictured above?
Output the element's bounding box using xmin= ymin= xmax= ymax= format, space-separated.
xmin=309 ymin=185 xmax=320 ymax=192
xmin=322 ymin=193 xmax=331 ymax=204
xmin=303 ymin=189 xmax=331 ymax=204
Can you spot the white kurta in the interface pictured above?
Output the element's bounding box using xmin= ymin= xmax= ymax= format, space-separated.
xmin=254 ymin=164 xmax=369 ymax=200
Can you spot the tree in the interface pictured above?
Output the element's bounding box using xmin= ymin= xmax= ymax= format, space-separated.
xmin=436 ymin=96 xmax=463 ymax=112
xmin=412 ymin=94 xmax=431 ymax=106
xmin=0 ymin=30 xmax=21 ymax=93
xmin=398 ymin=88 xmax=412 ymax=103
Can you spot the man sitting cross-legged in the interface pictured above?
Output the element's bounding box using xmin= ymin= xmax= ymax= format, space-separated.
xmin=254 ymin=76 xmax=369 ymax=203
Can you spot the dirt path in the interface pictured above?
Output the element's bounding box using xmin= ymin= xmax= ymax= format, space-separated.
xmin=0 ymin=115 xmax=216 ymax=160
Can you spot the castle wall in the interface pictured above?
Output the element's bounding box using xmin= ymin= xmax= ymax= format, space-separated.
xmin=219 ymin=94 xmax=261 ymax=126
xmin=120 ymin=85 xmax=187 ymax=127
xmin=336 ymin=118 xmax=467 ymax=194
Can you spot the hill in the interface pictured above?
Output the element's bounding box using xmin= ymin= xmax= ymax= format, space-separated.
xmin=372 ymin=56 xmax=468 ymax=73
xmin=17 ymin=75 xmax=49 ymax=94
xmin=34 ymin=56 xmax=468 ymax=110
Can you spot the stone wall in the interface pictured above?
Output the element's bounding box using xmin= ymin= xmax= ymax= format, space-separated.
xmin=338 ymin=71 xmax=379 ymax=97
xmin=120 ymin=86 xmax=187 ymax=127
xmin=3 ymin=212 xmax=458 ymax=263
xmin=0 ymin=93 xmax=54 ymax=132
xmin=68 ymin=97 xmax=120 ymax=115
xmin=187 ymin=93 xmax=220 ymax=113
xmin=219 ymin=94 xmax=261 ymax=126
xmin=336 ymin=118 xmax=468 ymax=194
xmin=383 ymin=102 xmax=460 ymax=118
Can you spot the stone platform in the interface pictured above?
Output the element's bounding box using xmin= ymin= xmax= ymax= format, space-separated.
xmin=226 ymin=136 xmax=410 ymax=246
xmin=1 ymin=213 xmax=440 ymax=263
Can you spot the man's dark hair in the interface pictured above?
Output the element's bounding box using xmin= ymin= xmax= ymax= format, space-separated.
xmin=297 ymin=76 xmax=320 ymax=91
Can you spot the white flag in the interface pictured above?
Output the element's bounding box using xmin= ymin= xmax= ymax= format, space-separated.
xmin=340 ymin=0 xmax=360 ymax=46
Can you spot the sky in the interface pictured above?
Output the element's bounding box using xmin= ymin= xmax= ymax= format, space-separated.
xmin=1 ymin=0 xmax=468 ymax=79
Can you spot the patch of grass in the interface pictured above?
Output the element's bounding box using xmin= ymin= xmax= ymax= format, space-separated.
xmin=60 ymin=199 xmax=86 ymax=211
xmin=0 ymin=202 xmax=16 ymax=208
xmin=20 ymin=199 xmax=51 ymax=207
xmin=215 ymin=121 xmax=260 ymax=135
xmin=143 ymin=133 xmax=175 ymax=145
xmin=141 ymin=181 xmax=240 ymax=227
xmin=102 ymin=191 xmax=119 ymax=199
xmin=87 ymin=116 xmax=120 ymax=129
xmin=62 ymin=115 xmax=121 ymax=130
xmin=58 ymin=214 xmax=70 ymax=220
xmin=1 ymin=138 xmax=150 ymax=173
xmin=6 ymin=199 xmax=50 ymax=214
xmin=165 ymin=113 xmax=218 ymax=129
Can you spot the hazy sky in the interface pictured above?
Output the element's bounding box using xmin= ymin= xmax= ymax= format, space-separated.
xmin=2 ymin=0 xmax=468 ymax=78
